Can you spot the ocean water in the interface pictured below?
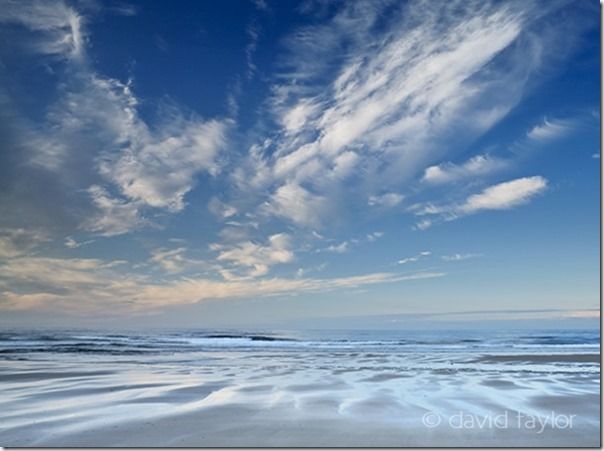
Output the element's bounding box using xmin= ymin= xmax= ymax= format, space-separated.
xmin=0 ymin=328 xmax=600 ymax=446
xmin=1 ymin=327 xmax=599 ymax=353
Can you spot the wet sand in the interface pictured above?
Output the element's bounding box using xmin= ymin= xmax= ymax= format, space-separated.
xmin=2 ymin=402 xmax=599 ymax=447
xmin=472 ymin=354 xmax=601 ymax=364
xmin=0 ymin=349 xmax=599 ymax=447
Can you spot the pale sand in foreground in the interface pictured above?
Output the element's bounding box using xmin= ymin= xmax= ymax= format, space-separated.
xmin=1 ymin=362 xmax=599 ymax=447
xmin=2 ymin=397 xmax=600 ymax=447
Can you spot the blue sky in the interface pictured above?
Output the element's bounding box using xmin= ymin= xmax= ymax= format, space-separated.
xmin=0 ymin=0 xmax=599 ymax=329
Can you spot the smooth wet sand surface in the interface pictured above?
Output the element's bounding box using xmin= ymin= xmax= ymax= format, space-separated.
xmin=0 ymin=349 xmax=599 ymax=447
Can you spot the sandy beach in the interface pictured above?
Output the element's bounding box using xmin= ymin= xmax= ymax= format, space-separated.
xmin=0 ymin=330 xmax=600 ymax=447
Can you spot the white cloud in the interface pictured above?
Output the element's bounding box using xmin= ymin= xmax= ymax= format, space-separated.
xmin=146 ymin=270 xmax=447 ymax=310
xmin=442 ymin=253 xmax=481 ymax=262
xmin=323 ymin=242 xmax=349 ymax=254
xmin=64 ymin=237 xmax=78 ymax=249
xmin=1 ymin=256 xmax=123 ymax=287
xmin=0 ymin=256 xmax=140 ymax=312
xmin=311 ymin=230 xmax=324 ymax=240
xmin=253 ymin=0 xmax=268 ymax=11
xmin=263 ymin=182 xmax=328 ymax=227
xmin=527 ymin=117 xmax=573 ymax=141
xmin=108 ymin=3 xmax=139 ymax=17
xmin=0 ymin=0 xmax=85 ymax=59
xmin=281 ymin=99 xmax=320 ymax=133
xmin=412 ymin=176 xmax=548 ymax=229
xmin=423 ymin=154 xmax=508 ymax=184
xmin=84 ymin=185 xmax=144 ymax=237
xmin=366 ymin=231 xmax=384 ymax=242
xmin=316 ymin=230 xmax=385 ymax=254
xmin=149 ymin=247 xmax=207 ymax=274
xmin=368 ymin=193 xmax=405 ymax=208
xmin=64 ymin=237 xmax=94 ymax=249
xmin=95 ymin=92 xmax=229 ymax=212
xmin=295 ymin=262 xmax=327 ymax=278
xmin=459 ymin=176 xmax=547 ymax=214
xmin=211 ymin=233 xmax=294 ymax=278
xmin=0 ymin=253 xmax=444 ymax=313
xmin=413 ymin=219 xmax=433 ymax=231
xmin=397 ymin=251 xmax=431 ymax=265
xmin=0 ymin=229 xmax=48 ymax=258
xmin=208 ymin=197 xmax=238 ymax=219
xmin=150 ymin=247 xmax=186 ymax=273
xmin=245 ymin=22 xmax=260 ymax=78
xmin=566 ymin=309 xmax=601 ymax=319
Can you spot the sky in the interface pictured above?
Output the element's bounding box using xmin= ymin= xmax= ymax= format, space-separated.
xmin=0 ymin=0 xmax=600 ymax=330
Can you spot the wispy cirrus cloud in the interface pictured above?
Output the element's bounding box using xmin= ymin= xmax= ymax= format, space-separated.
xmin=98 ymin=112 xmax=229 ymax=213
xmin=227 ymin=0 xmax=566 ymax=239
xmin=422 ymin=110 xmax=586 ymax=188
xmin=131 ymin=270 xmax=445 ymax=311
xmin=211 ymin=233 xmax=295 ymax=278
xmin=527 ymin=117 xmax=574 ymax=142
xmin=397 ymin=251 xmax=431 ymax=265
xmin=55 ymin=74 xmax=230 ymax=226
xmin=107 ymin=2 xmax=139 ymax=17
xmin=366 ymin=231 xmax=384 ymax=242
xmin=316 ymin=231 xmax=384 ymax=254
xmin=244 ymin=22 xmax=260 ymax=78
xmin=0 ymin=228 xmax=48 ymax=258
xmin=85 ymin=185 xmax=146 ymax=237
xmin=0 ymin=0 xmax=231 ymax=237
xmin=459 ymin=176 xmax=547 ymax=214
xmin=252 ymin=0 xmax=269 ymax=12
xmin=0 ymin=252 xmax=444 ymax=313
xmin=148 ymin=247 xmax=209 ymax=274
xmin=0 ymin=0 xmax=85 ymax=59
xmin=208 ymin=198 xmax=238 ymax=220
xmin=64 ymin=237 xmax=94 ymax=249
xmin=368 ymin=193 xmax=405 ymax=208
xmin=412 ymin=176 xmax=548 ymax=229
xmin=442 ymin=253 xmax=482 ymax=262
xmin=320 ymin=242 xmax=349 ymax=254
xmin=261 ymin=182 xmax=328 ymax=228
xmin=423 ymin=155 xmax=509 ymax=185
